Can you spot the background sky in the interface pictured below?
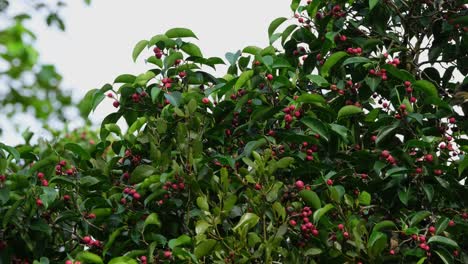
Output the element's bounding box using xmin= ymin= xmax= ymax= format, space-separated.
xmin=1 ymin=0 xmax=291 ymax=145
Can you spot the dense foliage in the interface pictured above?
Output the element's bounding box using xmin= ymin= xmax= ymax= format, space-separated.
xmin=1 ymin=0 xmax=468 ymax=263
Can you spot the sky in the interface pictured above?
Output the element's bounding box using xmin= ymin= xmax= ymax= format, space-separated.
xmin=1 ymin=0 xmax=291 ymax=145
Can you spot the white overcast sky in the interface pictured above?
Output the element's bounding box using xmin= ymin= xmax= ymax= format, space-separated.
xmin=1 ymin=0 xmax=290 ymax=145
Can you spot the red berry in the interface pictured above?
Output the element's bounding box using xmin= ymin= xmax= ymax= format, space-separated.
xmin=428 ymin=226 xmax=436 ymax=233
xmin=63 ymin=194 xmax=70 ymax=201
xmin=312 ymin=229 xmax=319 ymax=236
xmin=338 ymin=224 xmax=344 ymax=230
xmin=381 ymin=150 xmax=390 ymax=158
xmin=178 ymin=71 xmax=186 ymax=78
xmin=36 ymin=198 xmax=43 ymax=207
xmin=266 ymin=74 xmax=273 ymax=80
xmin=425 ymin=154 xmax=434 ymax=162
xmin=59 ymin=160 xmax=67 ymax=167
xmin=37 ymin=172 xmax=45 ymax=179
xmin=389 ymin=250 xmax=395 ymax=255
xmin=326 ymin=179 xmax=333 ymax=186
xmin=133 ymin=192 xmax=141 ymax=200
xmin=163 ymin=250 xmax=172 ymax=258
xmin=295 ymin=180 xmax=305 ymax=190
xmin=254 ymin=183 xmax=262 ymax=190
xmin=404 ymin=81 xmax=411 ymax=87
xmin=371 ymin=135 xmax=377 ymax=142
xmin=449 ymin=117 xmax=456 ymax=124
xmin=87 ymin=213 xmax=96 ymax=219
xmin=82 ymin=236 xmax=92 ymax=244
xmin=448 ymin=220 xmax=455 ymax=227
xmin=41 ymin=179 xmax=49 ymax=187
xmin=343 ymin=231 xmax=350 ymax=239
xmin=289 ymin=220 xmax=297 ymax=226
xmin=306 ymin=155 xmax=314 ymax=161
xmin=284 ymin=114 xmax=293 ymax=123
xmin=399 ymin=104 xmax=406 ymax=110
xmin=202 ymin=97 xmax=210 ymax=104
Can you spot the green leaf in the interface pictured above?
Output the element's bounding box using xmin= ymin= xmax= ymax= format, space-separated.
xmin=307 ymin=74 xmax=329 ymax=87
xmin=181 ymin=42 xmax=203 ymax=57
xmin=164 ymin=52 xmax=183 ymax=69
xmin=268 ymin=17 xmax=288 ymax=38
xmin=134 ymin=71 xmax=156 ymax=86
xmin=130 ymin=165 xmax=156 ymax=184
xmin=195 ymin=220 xmax=211 ymax=235
xmin=165 ymin=28 xmax=198 ymax=39
xmin=266 ymin=182 xmax=284 ymax=202
xmin=296 ymin=93 xmax=326 ymax=104
xmin=143 ymin=213 xmax=161 ymax=232
xmin=358 ymin=191 xmax=371 ymax=205
xmin=103 ymin=227 xmax=126 ymax=256
xmin=290 ymin=0 xmax=300 ymax=11
xmin=367 ymin=231 xmax=387 ymax=257
xmin=434 ymin=249 xmax=454 ymax=264
xmin=114 ymin=74 xmax=136 ymax=84
xmin=108 ymin=257 xmax=138 ymax=264
xmin=151 ymin=87 xmax=161 ymax=103
xmin=423 ymin=184 xmax=434 ymax=202
xmin=239 ymin=138 xmax=267 ymax=158
xmin=242 ymin=46 xmax=262 ymax=55
xmin=301 ymin=117 xmax=329 ymax=141
xmin=410 ymin=211 xmax=431 ymax=226
xmin=76 ymin=252 xmax=104 ymax=264
xmin=321 ymin=51 xmax=348 ymax=77
xmin=428 ymin=236 xmax=459 ymax=248
xmin=413 ymin=80 xmax=438 ymax=98
xmin=164 ymin=91 xmax=182 ymax=107
xmin=372 ymin=220 xmax=396 ymax=232
xmin=376 ymin=123 xmax=399 ymax=145
xmin=342 ymin=57 xmax=371 ymax=66
xmin=235 ymin=70 xmax=254 ymax=89
xmin=459 ymin=155 xmax=468 ymax=176
xmin=398 ymin=188 xmax=410 ymax=206
xmin=196 ymin=196 xmax=209 ymax=211
xmin=132 ymin=40 xmax=148 ymax=62
xmin=369 ymin=0 xmax=379 ymax=11
xmin=337 ymin=105 xmax=363 ymax=119
xmin=0 ymin=143 xmax=20 ymax=161
xmin=299 ymin=190 xmax=321 ymax=209
xmin=64 ymin=143 xmax=91 ymax=160
xmin=3 ymin=199 xmax=22 ymax=228
xmin=313 ymin=204 xmax=334 ymax=224
xmin=304 ymin=248 xmax=323 ymax=256
xmin=365 ymin=76 xmax=381 ymax=92
xmin=194 ymin=239 xmax=217 ymax=258
xmin=233 ymin=213 xmax=260 ymax=231
xmin=0 ymin=188 xmax=9 ymax=205
xmin=168 ymin=234 xmax=192 ymax=249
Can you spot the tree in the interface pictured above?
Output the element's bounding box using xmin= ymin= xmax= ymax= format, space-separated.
xmin=0 ymin=0 xmax=467 ymax=263
xmin=0 ymin=0 xmax=91 ymax=138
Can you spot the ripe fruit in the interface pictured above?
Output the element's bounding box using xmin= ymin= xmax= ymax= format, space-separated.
xmin=428 ymin=226 xmax=436 ymax=233
xmin=266 ymin=74 xmax=273 ymax=80
xmin=289 ymin=220 xmax=297 ymax=226
xmin=41 ymin=179 xmax=49 ymax=186
xmin=343 ymin=231 xmax=350 ymax=239
xmin=449 ymin=220 xmax=455 ymax=227
xmin=425 ymin=154 xmax=434 ymax=162
xmin=202 ymin=97 xmax=210 ymax=104
xmin=82 ymin=236 xmax=92 ymax=244
xmin=338 ymin=224 xmax=344 ymax=230
xmin=326 ymin=179 xmax=333 ymax=186
xmin=295 ymin=180 xmax=305 ymax=190
xmin=449 ymin=117 xmax=456 ymax=124
xmin=37 ymin=172 xmax=44 ymax=179
xmin=36 ymin=198 xmax=43 ymax=207
xmin=389 ymin=250 xmax=395 ymax=255
xmin=65 ymin=261 xmax=72 ymax=264
xmin=63 ymin=194 xmax=70 ymax=201
xmin=178 ymin=71 xmax=186 ymax=78
xmin=163 ymin=250 xmax=172 ymax=258
xmin=133 ymin=192 xmax=141 ymax=200
xmin=254 ymin=183 xmax=262 ymax=190
xmin=399 ymin=104 xmax=406 ymax=111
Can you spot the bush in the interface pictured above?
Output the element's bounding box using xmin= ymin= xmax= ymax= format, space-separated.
xmin=1 ymin=0 xmax=468 ymax=263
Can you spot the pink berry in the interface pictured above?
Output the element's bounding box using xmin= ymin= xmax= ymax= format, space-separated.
xmin=202 ymin=97 xmax=210 ymax=104
xmin=295 ymin=180 xmax=305 ymax=190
